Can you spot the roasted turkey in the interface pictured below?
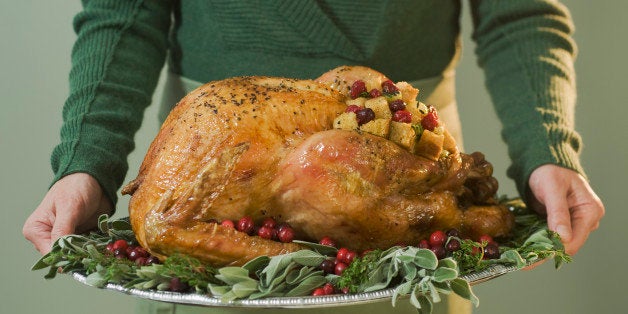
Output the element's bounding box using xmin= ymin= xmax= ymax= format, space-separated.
xmin=122 ymin=66 xmax=514 ymax=266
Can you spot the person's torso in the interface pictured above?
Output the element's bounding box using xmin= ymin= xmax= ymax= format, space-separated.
xmin=167 ymin=0 xmax=461 ymax=82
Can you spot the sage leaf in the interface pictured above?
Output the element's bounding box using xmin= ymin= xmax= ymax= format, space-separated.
xmin=85 ymin=272 xmax=107 ymax=287
xmin=285 ymin=275 xmax=327 ymax=297
xmin=208 ymin=284 xmax=231 ymax=296
xmin=111 ymin=219 xmax=132 ymax=231
xmin=499 ymin=250 xmax=526 ymax=268
xmin=290 ymin=250 xmax=326 ymax=267
xmin=216 ymin=267 xmax=254 ymax=286
xmin=437 ymin=258 xmax=457 ymax=270
xmin=285 ymin=266 xmax=321 ymax=285
xmin=250 ymin=282 xmax=287 ymax=299
xmin=427 ymin=281 xmax=441 ymax=303
xmin=414 ymin=249 xmax=438 ymax=270
xmin=450 ymin=278 xmax=479 ymax=307
xmin=260 ymin=254 xmax=293 ymax=284
xmin=432 ymin=267 xmax=457 ymax=282
xmin=391 ymin=281 xmax=412 ymax=307
xmin=31 ymin=255 xmax=51 ymax=270
xmin=292 ymin=240 xmax=338 ymax=256
xmin=231 ymin=280 xmax=259 ymax=298
xmin=243 ymin=256 xmax=270 ymax=273
xmin=98 ymin=214 xmax=110 ymax=234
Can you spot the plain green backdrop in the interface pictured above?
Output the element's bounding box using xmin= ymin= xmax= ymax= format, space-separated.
xmin=1 ymin=1 xmax=625 ymax=313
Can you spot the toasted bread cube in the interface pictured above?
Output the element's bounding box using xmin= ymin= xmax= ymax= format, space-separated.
xmin=346 ymin=97 xmax=367 ymax=107
xmin=364 ymin=96 xmax=392 ymax=119
xmin=360 ymin=118 xmax=391 ymax=138
xmin=396 ymin=81 xmax=419 ymax=104
xmin=389 ymin=121 xmax=416 ymax=151
xmin=333 ymin=112 xmax=359 ymax=130
xmin=415 ymin=130 xmax=444 ymax=161
xmin=405 ymin=100 xmax=423 ymax=124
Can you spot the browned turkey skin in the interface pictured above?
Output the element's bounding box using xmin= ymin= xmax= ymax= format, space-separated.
xmin=122 ymin=67 xmax=514 ymax=267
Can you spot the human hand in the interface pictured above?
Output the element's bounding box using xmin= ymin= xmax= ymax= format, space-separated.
xmin=527 ymin=164 xmax=604 ymax=256
xmin=23 ymin=173 xmax=113 ymax=255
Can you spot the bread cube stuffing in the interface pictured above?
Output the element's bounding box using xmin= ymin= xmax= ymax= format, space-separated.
xmin=364 ymin=96 xmax=392 ymax=119
xmin=334 ymin=112 xmax=359 ymax=130
xmin=415 ymin=130 xmax=444 ymax=161
xmin=389 ymin=121 xmax=416 ymax=151
xmin=360 ymin=118 xmax=391 ymax=137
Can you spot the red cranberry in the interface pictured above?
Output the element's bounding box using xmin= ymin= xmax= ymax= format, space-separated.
xmin=350 ymin=80 xmax=368 ymax=99
xmin=276 ymin=222 xmax=291 ymax=232
xmin=478 ymin=234 xmax=495 ymax=245
xmin=430 ymin=245 xmax=447 ymax=259
xmin=312 ymin=287 xmax=326 ymax=296
xmin=388 ymin=99 xmax=406 ymax=112
xmin=261 ymin=217 xmax=277 ymax=229
xmin=429 ymin=230 xmax=447 ymax=247
xmin=334 ymin=262 xmax=348 ymax=276
xmin=277 ymin=226 xmax=295 ymax=243
xmin=336 ymin=248 xmax=349 ymax=263
xmin=237 ymin=216 xmax=255 ymax=235
xmin=341 ymin=287 xmax=350 ymax=294
xmin=112 ymin=239 xmax=128 ymax=252
xmin=355 ymin=108 xmax=375 ymax=125
xmin=446 ymin=239 xmax=461 ymax=252
xmin=392 ymin=110 xmax=412 ymax=123
xmin=319 ymin=236 xmax=336 ymax=247
xmin=146 ymin=256 xmax=160 ymax=265
xmin=319 ymin=259 xmax=335 ymax=274
xmin=128 ymin=249 xmax=142 ymax=261
xmin=418 ymin=239 xmax=431 ymax=249
xmin=322 ymin=283 xmax=335 ymax=295
xmin=106 ymin=243 xmax=115 ymax=253
xmin=169 ymin=277 xmax=190 ymax=293
xmin=483 ymin=243 xmax=500 ymax=259
xmin=381 ymin=80 xmax=399 ymax=95
xmin=344 ymin=251 xmax=357 ymax=265
xmin=135 ymin=257 xmax=147 ymax=266
xmin=114 ymin=249 xmax=126 ymax=259
xmin=345 ymin=105 xmax=361 ymax=114
xmin=369 ymin=89 xmax=382 ymax=98
xmin=220 ymin=220 xmax=235 ymax=228
xmin=257 ymin=226 xmax=274 ymax=239
xmin=446 ymin=228 xmax=460 ymax=238
xmin=421 ymin=109 xmax=439 ymax=131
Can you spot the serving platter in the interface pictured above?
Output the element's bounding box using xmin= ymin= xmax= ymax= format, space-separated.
xmin=72 ymin=263 xmax=518 ymax=308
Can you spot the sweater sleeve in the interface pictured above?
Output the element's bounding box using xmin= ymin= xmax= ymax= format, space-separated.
xmin=51 ymin=0 xmax=172 ymax=205
xmin=469 ymin=0 xmax=585 ymax=196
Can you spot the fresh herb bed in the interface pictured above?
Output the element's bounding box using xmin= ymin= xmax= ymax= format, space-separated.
xmin=32 ymin=198 xmax=569 ymax=313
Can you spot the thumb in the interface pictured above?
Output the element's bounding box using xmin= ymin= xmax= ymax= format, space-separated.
xmin=49 ymin=202 xmax=79 ymax=244
xmin=540 ymin=189 xmax=573 ymax=243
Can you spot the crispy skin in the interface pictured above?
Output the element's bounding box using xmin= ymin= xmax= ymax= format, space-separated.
xmin=123 ymin=68 xmax=513 ymax=266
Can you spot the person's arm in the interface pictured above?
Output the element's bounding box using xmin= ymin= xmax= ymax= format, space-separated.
xmin=53 ymin=0 xmax=172 ymax=205
xmin=469 ymin=0 xmax=604 ymax=255
xmin=24 ymin=0 xmax=172 ymax=254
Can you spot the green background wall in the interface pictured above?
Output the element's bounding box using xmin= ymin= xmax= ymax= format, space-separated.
xmin=1 ymin=1 xmax=625 ymax=313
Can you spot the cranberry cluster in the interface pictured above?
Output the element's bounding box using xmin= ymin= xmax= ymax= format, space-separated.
xmin=347 ymin=80 xmax=442 ymax=131
xmin=418 ymin=229 xmax=501 ymax=260
xmin=311 ymin=283 xmax=337 ymax=296
xmin=348 ymin=79 xmax=413 ymax=125
xmin=219 ymin=216 xmax=296 ymax=243
xmin=105 ymin=239 xmax=160 ymax=266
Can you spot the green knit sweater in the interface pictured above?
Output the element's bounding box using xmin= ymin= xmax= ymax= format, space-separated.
xmin=52 ymin=0 xmax=584 ymax=206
